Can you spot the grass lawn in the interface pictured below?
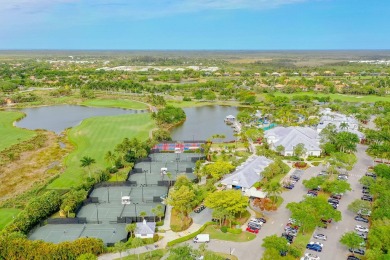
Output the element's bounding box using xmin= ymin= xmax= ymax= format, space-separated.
xmin=215 ymin=252 xmax=238 ymax=260
xmin=269 ymin=92 xmax=390 ymax=103
xmin=48 ymin=113 xmax=155 ymax=189
xmin=0 ymin=111 xmax=36 ymax=152
xmin=293 ymin=231 xmax=313 ymax=254
xmin=203 ymin=225 xmax=256 ymax=242
xmin=120 ymin=249 xmax=167 ymax=260
xmin=269 ymin=195 xmax=284 ymax=208
xmin=167 ymin=100 xmax=242 ymax=108
xmin=82 ymin=99 xmax=148 ymax=110
xmin=0 ymin=208 xmax=21 ymax=230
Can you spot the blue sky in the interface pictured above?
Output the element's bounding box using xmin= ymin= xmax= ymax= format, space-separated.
xmin=1 ymin=0 xmax=389 ymax=50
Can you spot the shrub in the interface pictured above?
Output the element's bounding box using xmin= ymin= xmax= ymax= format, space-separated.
xmin=108 ymin=166 xmax=118 ymax=173
xmin=220 ymin=226 xmax=228 ymax=233
xmin=294 ymin=162 xmax=307 ymax=168
xmin=312 ymin=162 xmax=321 ymax=166
xmin=156 ymin=221 xmax=164 ymax=226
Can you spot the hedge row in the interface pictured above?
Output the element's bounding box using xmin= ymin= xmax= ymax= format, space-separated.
xmin=5 ymin=190 xmax=62 ymax=234
xmin=167 ymin=222 xmax=213 ymax=247
xmin=0 ymin=233 xmax=104 ymax=260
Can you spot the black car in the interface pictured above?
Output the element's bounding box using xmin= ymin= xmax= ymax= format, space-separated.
xmin=349 ymin=248 xmax=365 ymax=255
xmin=290 ymin=175 xmax=300 ymax=181
xmin=312 ymin=187 xmax=321 ymax=191
xmin=281 ymin=233 xmax=294 ymax=243
xmin=328 ymin=198 xmax=339 ymax=204
xmin=284 ymin=184 xmax=294 ymax=189
xmin=347 ymin=255 xmax=361 ymax=260
xmin=362 ymin=189 xmax=370 ymax=194
xmin=354 ymin=216 xmax=369 ymax=223
xmin=361 ymin=195 xmax=373 ymax=202
xmin=356 ymin=232 xmax=367 ymax=240
xmin=365 ymin=172 xmax=377 ymax=178
xmin=308 ymin=190 xmax=319 ymax=195
xmin=362 ymin=186 xmax=370 ymax=190
xmin=331 ymin=194 xmax=342 ymax=200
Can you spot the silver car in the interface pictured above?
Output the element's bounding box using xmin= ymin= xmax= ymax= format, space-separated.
xmin=313 ymin=234 xmax=327 ymax=241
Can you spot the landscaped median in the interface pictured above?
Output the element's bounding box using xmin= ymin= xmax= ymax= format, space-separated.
xmin=167 ymin=221 xmax=256 ymax=247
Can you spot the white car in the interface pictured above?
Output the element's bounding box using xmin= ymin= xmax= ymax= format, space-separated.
xmin=308 ymin=241 xmax=324 ymax=248
xmin=249 ymin=219 xmax=264 ymax=225
xmin=304 ymin=253 xmax=320 ymax=260
xmin=313 ymin=234 xmax=327 ymax=241
xmin=288 ymin=218 xmax=297 ymax=224
xmin=355 ymin=225 xmax=369 ymax=233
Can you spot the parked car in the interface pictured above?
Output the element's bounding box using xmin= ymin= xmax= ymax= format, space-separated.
xmin=331 ymin=194 xmax=342 ymax=200
xmin=356 ymin=232 xmax=367 ymax=240
xmin=328 ymin=198 xmax=340 ymax=204
xmin=338 ymin=175 xmax=348 ymax=180
xmin=284 ymin=184 xmax=294 ymax=189
xmin=361 ymin=195 xmax=373 ymax=202
xmin=365 ymin=172 xmax=376 ymax=178
xmin=248 ymin=222 xmax=262 ymax=229
xmin=318 ymin=171 xmax=329 ymax=176
xmin=304 ymin=253 xmax=320 ymax=260
xmin=355 ymin=225 xmax=369 ymax=233
xmin=246 ymin=226 xmax=259 ymax=234
xmin=282 ymin=233 xmax=294 ymax=243
xmin=286 ymin=229 xmax=298 ymax=236
xmin=290 ymin=175 xmax=300 ymax=181
xmin=354 ymin=216 xmax=369 ymax=223
xmin=329 ymin=202 xmax=338 ymax=209
xmin=347 ymin=255 xmax=361 ymax=260
xmin=288 ymin=218 xmax=297 ymax=224
xmin=249 ymin=218 xmax=264 ymax=225
xmin=362 ymin=189 xmax=370 ymax=194
xmin=312 ymin=187 xmax=321 ymax=191
xmin=313 ymin=234 xmax=327 ymax=241
xmin=255 ymin=217 xmax=267 ymax=223
xmin=358 ymin=209 xmax=371 ymax=217
xmin=306 ymin=243 xmax=322 ymax=252
xmin=308 ymin=241 xmax=324 ymax=248
xmin=349 ymin=248 xmax=365 ymax=255
xmin=307 ymin=190 xmax=319 ymax=195
xmin=306 ymin=193 xmax=317 ymax=197
xmin=362 ymin=186 xmax=370 ymax=190
xmin=194 ymin=204 xmax=206 ymax=213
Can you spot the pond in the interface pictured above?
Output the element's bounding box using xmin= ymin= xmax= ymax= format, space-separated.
xmin=14 ymin=105 xmax=145 ymax=134
xmin=171 ymin=105 xmax=239 ymax=142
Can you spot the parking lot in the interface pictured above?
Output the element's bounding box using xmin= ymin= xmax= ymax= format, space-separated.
xmin=304 ymin=145 xmax=372 ymax=260
xmin=187 ymin=145 xmax=372 ymax=260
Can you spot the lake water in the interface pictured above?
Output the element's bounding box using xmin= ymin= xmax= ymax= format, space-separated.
xmin=15 ymin=105 xmax=144 ymax=134
xmin=171 ymin=105 xmax=239 ymax=142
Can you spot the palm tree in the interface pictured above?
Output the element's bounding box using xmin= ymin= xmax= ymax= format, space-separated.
xmin=263 ymin=181 xmax=283 ymax=207
xmin=340 ymin=122 xmax=349 ymax=131
xmin=126 ymin=223 xmax=137 ymax=238
xmin=105 ymin=150 xmax=116 ymax=168
xmin=151 ymin=205 xmax=164 ymax=222
xmin=139 ymin=211 xmax=147 ymax=221
xmin=80 ymin=156 xmax=96 ymax=179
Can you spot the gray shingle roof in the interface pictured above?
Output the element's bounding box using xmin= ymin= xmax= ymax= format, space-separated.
xmin=221 ymin=156 xmax=273 ymax=188
xmin=264 ymin=126 xmax=321 ymax=152
xmin=136 ymin=220 xmax=156 ymax=235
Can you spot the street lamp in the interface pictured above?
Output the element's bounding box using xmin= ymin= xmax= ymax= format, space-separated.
xmin=134 ymin=202 xmax=139 ymax=222
xmin=143 ymin=170 xmax=148 ymax=186
xmin=95 ymin=203 xmax=100 ymax=224
xmin=140 ymin=184 xmax=146 ymax=203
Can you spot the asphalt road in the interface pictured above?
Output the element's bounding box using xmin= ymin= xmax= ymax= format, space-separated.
xmin=304 ymin=145 xmax=372 ymax=260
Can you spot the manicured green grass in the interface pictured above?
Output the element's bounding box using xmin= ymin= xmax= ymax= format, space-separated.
xmin=293 ymin=231 xmax=312 ymax=255
xmin=269 ymin=92 xmax=390 ymax=103
xmin=120 ymin=249 xmax=167 ymax=260
xmin=0 ymin=111 xmax=36 ymax=152
xmin=82 ymin=99 xmax=148 ymax=110
xmin=167 ymin=100 xmax=242 ymax=108
xmin=203 ymin=225 xmax=256 ymax=242
xmin=48 ymin=113 xmax=155 ymax=189
xmin=0 ymin=208 xmax=21 ymax=230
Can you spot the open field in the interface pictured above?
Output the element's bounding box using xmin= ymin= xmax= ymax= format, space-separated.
xmin=0 ymin=208 xmax=21 ymax=230
xmin=0 ymin=111 xmax=36 ymax=152
xmin=82 ymin=99 xmax=148 ymax=110
xmin=268 ymin=92 xmax=390 ymax=103
xmin=48 ymin=113 xmax=155 ymax=189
